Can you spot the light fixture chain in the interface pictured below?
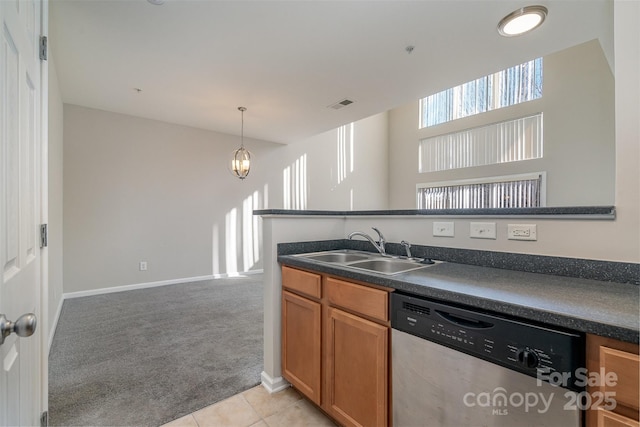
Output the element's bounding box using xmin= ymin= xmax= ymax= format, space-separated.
xmin=239 ymin=106 xmax=246 ymax=149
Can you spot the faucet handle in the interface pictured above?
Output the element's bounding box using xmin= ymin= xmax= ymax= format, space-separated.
xmin=400 ymin=240 xmax=412 ymax=258
xmin=371 ymin=227 xmax=385 ymax=242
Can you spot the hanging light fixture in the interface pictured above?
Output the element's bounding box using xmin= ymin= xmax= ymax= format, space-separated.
xmin=230 ymin=106 xmax=251 ymax=180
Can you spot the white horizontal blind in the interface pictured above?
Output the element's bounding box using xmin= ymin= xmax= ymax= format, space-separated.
xmin=418 ymin=113 xmax=543 ymax=173
xmin=417 ymin=174 xmax=543 ymax=209
xmin=420 ymin=58 xmax=542 ymax=128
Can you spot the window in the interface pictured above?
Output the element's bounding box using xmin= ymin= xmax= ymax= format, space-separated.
xmin=419 ymin=58 xmax=542 ymax=128
xmin=417 ymin=173 xmax=545 ymax=209
xmin=418 ymin=113 xmax=543 ymax=173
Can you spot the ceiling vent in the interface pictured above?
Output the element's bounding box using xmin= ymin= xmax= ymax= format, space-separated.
xmin=328 ymin=99 xmax=355 ymax=110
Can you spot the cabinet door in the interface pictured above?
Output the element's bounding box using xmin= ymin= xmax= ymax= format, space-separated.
xmin=282 ymin=290 xmax=322 ymax=405
xmin=598 ymin=409 xmax=640 ymax=427
xmin=587 ymin=334 xmax=640 ymax=427
xmin=327 ymin=307 xmax=388 ymax=427
xmin=600 ymin=347 xmax=640 ymax=412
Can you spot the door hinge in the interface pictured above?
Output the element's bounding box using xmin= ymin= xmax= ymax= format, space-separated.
xmin=40 ymin=411 xmax=48 ymax=427
xmin=39 ymin=36 xmax=47 ymax=61
xmin=40 ymin=224 xmax=48 ymax=248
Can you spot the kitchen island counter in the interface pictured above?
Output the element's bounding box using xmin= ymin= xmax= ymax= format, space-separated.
xmin=279 ymin=250 xmax=639 ymax=344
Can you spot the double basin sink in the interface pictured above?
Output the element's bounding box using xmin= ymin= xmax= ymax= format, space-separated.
xmin=295 ymin=249 xmax=438 ymax=275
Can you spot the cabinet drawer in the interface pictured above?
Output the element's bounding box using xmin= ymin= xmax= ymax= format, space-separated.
xmin=326 ymin=277 xmax=388 ymax=322
xmin=282 ymin=266 xmax=322 ymax=299
xmin=598 ymin=408 xmax=640 ymax=427
xmin=601 ymin=346 xmax=640 ymax=412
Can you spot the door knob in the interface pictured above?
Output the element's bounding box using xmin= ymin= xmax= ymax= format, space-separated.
xmin=0 ymin=313 xmax=37 ymax=345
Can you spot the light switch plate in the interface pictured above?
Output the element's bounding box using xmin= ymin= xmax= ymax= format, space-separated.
xmin=470 ymin=222 xmax=497 ymax=239
xmin=433 ymin=222 xmax=455 ymax=237
xmin=507 ymin=224 xmax=537 ymax=241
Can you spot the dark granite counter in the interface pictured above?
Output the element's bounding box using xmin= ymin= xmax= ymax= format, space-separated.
xmin=255 ymin=206 xmax=616 ymax=219
xmin=279 ymin=248 xmax=640 ymax=344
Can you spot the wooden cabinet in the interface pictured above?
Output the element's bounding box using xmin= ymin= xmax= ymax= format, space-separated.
xmin=282 ymin=265 xmax=322 ymax=299
xmin=327 ymin=307 xmax=388 ymax=427
xmin=326 ymin=277 xmax=388 ymax=322
xmin=281 ymin=265 xmax=391 ymax=427
xmin=282 ymin=289 xmax=322 ymax=405
xmin=598 ymin=409 xmax=640 ymax=427
xmin=587 ymin=334 xmax=640 ymax=427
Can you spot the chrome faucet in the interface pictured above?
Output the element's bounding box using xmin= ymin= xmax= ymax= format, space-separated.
xmin=400 ymin=240 xmax=412 ymax=258
xmin=348 ymin=227 xmax=386 ymax=255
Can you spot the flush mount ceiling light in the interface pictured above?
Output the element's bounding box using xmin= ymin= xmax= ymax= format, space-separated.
xmin=498 ymin=5 xmax=548 ymax=37
xmin=147 ymin=0 xmax=165 ymax=5
xmin=229 ymin=107 xmax=251 ymax=180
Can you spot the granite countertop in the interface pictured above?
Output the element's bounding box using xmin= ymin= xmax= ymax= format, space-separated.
xmin=279 ymin=253 xmax=640 ymax=344
xmin=255 ymin=206 xmax=616 ymax=218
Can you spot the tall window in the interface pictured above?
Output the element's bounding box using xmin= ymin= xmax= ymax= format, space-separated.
xmin=419 ymin=58 xmax=543 ymax=128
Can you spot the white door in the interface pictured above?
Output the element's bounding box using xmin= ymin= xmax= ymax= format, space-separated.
xmin=0 ymin=0 xmax=45 ymax=425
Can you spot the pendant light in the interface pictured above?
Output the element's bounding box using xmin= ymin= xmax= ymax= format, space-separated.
xmin=230 ymin=106 xmax=251 ymax=180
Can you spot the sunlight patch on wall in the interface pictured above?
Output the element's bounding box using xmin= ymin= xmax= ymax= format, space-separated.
xmin=283 ymin=154 xmax=307 ymax=209
xmin=242 ymin=191 xmax=262 ymax=269
xmin=336 ymin=123 xmax=355 ymax=184
xmin=212 ymin=224 xmax=220 ymax=275
xmin=225 ymin=208 xmax=239 ymax=275
xmin=263 ymin=184 xmax=269 ymax=209
xmin=252 ymin=190 xmax=261 ymax=264
xmin=217 ymin=188 xmax=265 ymax=276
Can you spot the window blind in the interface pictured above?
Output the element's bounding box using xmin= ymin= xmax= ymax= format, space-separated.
xmin=418 ymin=113 xmax=543 ymax=173
xmin=417 ymin=174 xmax=543 ymax=209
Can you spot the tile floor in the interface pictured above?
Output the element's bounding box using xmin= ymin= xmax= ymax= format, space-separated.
xmin=161 ymin=385 xmax=337 ymax=427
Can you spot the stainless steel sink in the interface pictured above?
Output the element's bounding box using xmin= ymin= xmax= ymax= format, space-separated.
xmin=304 ymin=252 xmax=372 ymax=263
xmin=347 ymin=259 xmax=429 ymax=275
xmin=296 ymin=250 xmax=436 ymax=275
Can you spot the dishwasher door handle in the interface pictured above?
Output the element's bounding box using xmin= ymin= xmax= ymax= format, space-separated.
xmin=435 ymin=310 xmax=494 ymax=329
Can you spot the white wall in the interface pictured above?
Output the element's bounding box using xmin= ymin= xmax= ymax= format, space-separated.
xmin=389 ymin=40 xmax=615 ymax=208
xmin=367 ymin=21 xmax=637 ymax=263
xmin=259 ymin=0 xmax=639 ymax=389
xmin=62 ymin=107 xmax=388 ymax=293
xmin=47 ymin=52 xmax=64 ymax=339
xmin=260 ymin=113 xmax=388 ymax=211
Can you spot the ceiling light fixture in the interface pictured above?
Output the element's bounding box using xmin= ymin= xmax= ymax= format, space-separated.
xmin=498 ymin=5 xmax=548 ymax=37
xmin=147 ymin=0 xmax=165 ymax=5
xmin=229 ymin=107 xmax=251 ymax=180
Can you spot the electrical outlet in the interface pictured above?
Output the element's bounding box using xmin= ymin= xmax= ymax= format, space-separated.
xmin=507 ymin=224 xmax=537 ymax=241
xmin=433 ymin=222 xmax=455 ymax=237
xmin=470 ymin=222 xmax=497 ymax=239
xmin=139 ymin=261 xmax=148 ymax=271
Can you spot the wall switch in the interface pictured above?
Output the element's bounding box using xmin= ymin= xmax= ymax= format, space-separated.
xmin=139 ymin=261 xmax=148 ymax=271
xmin=470 ymin=222 xmax=497 ymax=239
xmin=507 ymin=224 xmax=537 ymax=241
xmin=433 ymin=222 xmax=455 ymax=237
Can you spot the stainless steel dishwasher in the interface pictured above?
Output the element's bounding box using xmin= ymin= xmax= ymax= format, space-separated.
xmin=391 ymin=292 xmax=584 ymax=427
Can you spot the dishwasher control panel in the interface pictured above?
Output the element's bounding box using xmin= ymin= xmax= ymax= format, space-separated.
xmin=391 ymin=292 xmax=585 ymax=391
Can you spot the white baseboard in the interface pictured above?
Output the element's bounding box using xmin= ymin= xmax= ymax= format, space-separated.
xmin=261 ymin=371 xmax=290 ymax=394
xmin=48 ymin=295 xmax=65 ymax=353
xmin=63 ymin=269 xmax=264 ymax=300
